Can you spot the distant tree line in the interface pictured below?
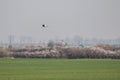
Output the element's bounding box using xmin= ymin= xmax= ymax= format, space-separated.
xmin=0 ymin=44 xmax=120 ymax=59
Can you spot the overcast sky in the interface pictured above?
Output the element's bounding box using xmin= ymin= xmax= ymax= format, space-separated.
xmin=0 ymin=0 xmax=120 ymax=43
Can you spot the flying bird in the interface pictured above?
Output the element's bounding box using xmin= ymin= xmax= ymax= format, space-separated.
xmin=42 ymin=24 xmax=47 ymax=28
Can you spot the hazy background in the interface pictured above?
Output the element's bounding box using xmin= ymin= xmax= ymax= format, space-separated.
xmin=0 ymin=0 xmax=120 ymax=43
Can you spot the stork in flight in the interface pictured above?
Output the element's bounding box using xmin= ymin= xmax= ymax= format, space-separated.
xmin=42 ymin=24 xmax=47 ymax=28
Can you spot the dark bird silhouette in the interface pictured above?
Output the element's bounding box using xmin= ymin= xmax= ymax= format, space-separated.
xmin=42 ymin=24 xmax=47 ymax=28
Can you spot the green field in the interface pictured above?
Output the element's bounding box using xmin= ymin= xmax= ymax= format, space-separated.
xmin=0 ymin=59 xmax=120 ymax=80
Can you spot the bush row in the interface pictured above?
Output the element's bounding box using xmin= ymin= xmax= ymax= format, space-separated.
xmin=0 ymin=46 xmax=120 ymax=59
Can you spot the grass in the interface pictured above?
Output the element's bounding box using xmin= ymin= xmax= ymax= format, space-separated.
xmin=0 ymin=58 xmax=120 ymax=80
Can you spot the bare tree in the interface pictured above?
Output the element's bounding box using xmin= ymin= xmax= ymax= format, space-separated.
xmin=8 ymin=35 xmax=14 ymax=49
xmin=48 ymin=40 xmax=54 ymax=48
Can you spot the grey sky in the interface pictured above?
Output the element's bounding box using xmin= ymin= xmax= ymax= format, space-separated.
xmin=0 ymin=0 xmax=120 ymax=42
